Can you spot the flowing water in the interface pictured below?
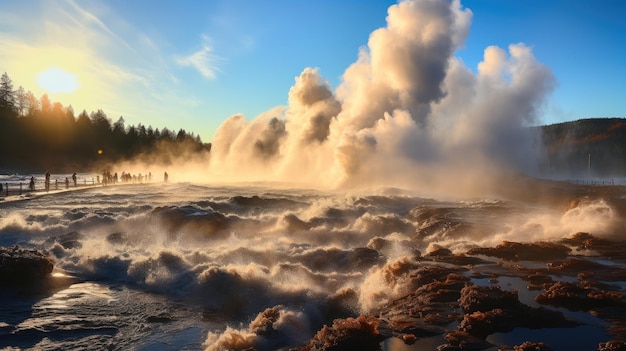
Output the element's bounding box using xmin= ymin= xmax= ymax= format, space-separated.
xmin=0 ymin=177 xmax=623 ymax=350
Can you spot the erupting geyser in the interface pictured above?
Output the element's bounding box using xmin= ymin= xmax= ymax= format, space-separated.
xmin=2 ymin=1 xmax=624 ymax=351
xmin=207 ymin=0 xmax=554 ymax=194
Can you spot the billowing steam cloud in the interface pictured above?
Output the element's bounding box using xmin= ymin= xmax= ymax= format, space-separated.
xmin=207 ymin=0 xmax=555 ymax=194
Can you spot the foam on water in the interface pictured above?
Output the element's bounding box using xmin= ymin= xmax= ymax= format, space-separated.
xmin=0 ymin=181 xmax=621 ymax=349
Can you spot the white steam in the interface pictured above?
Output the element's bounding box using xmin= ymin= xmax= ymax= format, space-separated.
xmin=206 ymin=0 xmax=554 ymax=194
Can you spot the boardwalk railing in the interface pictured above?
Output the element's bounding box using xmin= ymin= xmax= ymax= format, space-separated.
xmin=1 ymin=176 xmax=98 ymax=197
xmin=1 ymin=172 xmax=160 ymax=198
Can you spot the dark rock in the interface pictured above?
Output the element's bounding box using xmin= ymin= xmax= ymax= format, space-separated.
xmin=467 ymin=241 xmax=571 ymax=261
xmin=525 ymin=272 xmax=554 ymax=290
xmin=458 ymin=308 xmax=513 ymax=338
xmin=550 ymin=259 xmax=626 ymax=283
xmin=598 ymin=340 xmax=626 ymax=351
xmin=535 ymin=281 xmax=626 ymax=311
xmin=561 ymin=232 xmax=626 ymax=261
xmin=459 ymin=285 xmax=519 ymax=313
xmin=561 ymin=232 xmax=612 ymax=250
xmin=301 ymin=315 xmax=384 ymax=351
xmin=424 ymin=247 xmax=489 ymax=266
xmin=0 ymin=246 xmax=54 ymax=284
xmin=437 ymin=331 xmax=493 ymax=351
xmin=553 ymin=258 xmax=607 ymax=272
xmin=458 ymin=285 xmax=578 ymax=338
xmin=379 ymin=268 xmax=469 ymax=337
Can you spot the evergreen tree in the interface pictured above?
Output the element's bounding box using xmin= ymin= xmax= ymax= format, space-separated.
xmin=176 ymin=129 xmax=187 ymax=141
xmin=25 ymin=91 xmax=38 ymax=117
xmin=0 ymin=71 xmax=210 ymax=171
xmin=40 ymin=93 xmax=52 ymax=113
xmin=15 ymin=86 xmax=27 ymax=117
xmin=113 ymin=116 xmax=125 ymax=135
xmin=0 ymin=72 xmax=16 ymax=112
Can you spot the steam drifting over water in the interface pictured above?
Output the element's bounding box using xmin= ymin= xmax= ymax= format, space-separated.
xmin=2 ymin=1 xmax=625 ymax=350
xmin=0 ymin=182 xmax=621 ymax=350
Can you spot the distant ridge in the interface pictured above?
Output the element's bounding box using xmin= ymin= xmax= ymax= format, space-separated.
xmin=539 ymin=117 xmax=626 ymax=177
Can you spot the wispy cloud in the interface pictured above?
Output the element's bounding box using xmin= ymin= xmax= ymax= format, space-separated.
xmin=64 ymin=0 xmax=137 ymax=54
xmin=0 ymin=0 xmax=220 ymax=139
xmin=177 ymin=35 xmax=221 ymax=79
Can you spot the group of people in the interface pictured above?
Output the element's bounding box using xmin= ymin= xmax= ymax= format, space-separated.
xmin=100 ymin=171 xmax=160 ymax=185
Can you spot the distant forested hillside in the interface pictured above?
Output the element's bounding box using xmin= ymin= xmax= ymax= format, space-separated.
xmin=539 ymin=118 xmax=626 ymax=177
xmin=0 ymin=72 xmax=211 ymax=173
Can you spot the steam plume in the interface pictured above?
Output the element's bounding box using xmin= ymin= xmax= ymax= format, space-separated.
xmin=207 ymin=0 xmax=554 ymax=194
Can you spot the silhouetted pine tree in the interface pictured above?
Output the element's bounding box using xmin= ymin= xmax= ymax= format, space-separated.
xmin=0 ymin=72 xmax=209 ymax=172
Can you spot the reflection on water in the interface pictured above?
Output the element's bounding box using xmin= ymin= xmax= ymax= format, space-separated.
xmin=1 ymin=282 xmax=212 ymax=350
xmin=382 ymin=334 xmax=447 ymax=351
xmin=471 ymin=271 xmax=610 ymax=327
xmin=487 ymin=325 xmax=610 ymax=351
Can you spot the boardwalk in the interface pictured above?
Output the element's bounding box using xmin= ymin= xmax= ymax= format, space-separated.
xmin=0 ymin=172 xmax=161 ymax=200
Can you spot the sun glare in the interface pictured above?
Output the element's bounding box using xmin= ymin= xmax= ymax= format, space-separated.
xmin=37 ymin=67 xmax=80 ymax=94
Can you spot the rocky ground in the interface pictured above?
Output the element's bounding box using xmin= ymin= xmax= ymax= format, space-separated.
xmin=298 ymin=231 xmax=626 ymax=350
xmin=299 ymin=178 xmax=626 ymax=350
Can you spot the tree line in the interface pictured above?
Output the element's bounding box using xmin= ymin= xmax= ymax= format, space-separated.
xmin=539 ymin=117 xmax=626 ymax=177
xmin=0 ymin=72 xmax=211 ymax=172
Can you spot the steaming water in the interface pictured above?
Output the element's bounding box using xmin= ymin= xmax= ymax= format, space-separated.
xmin=1 ymin=0 xmax=623 ymax=348
xmin=0 ymin=179 xmax=620 ymax=350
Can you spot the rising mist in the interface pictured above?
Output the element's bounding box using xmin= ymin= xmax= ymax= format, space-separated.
xmin=200 ymin=0 xmax=554 ymax=196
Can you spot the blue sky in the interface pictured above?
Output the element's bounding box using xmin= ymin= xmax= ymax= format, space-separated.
xmin=0 ymin=0 xmax=624 ymax=142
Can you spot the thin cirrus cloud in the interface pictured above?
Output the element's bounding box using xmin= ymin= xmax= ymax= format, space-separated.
xmin=176 ymin=35 xmax=221 ymax=80
xmin=4 ymin=0 xmax=212 ymax=130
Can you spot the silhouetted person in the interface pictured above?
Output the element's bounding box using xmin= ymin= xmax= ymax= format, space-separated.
xmin=72 ymin=173 xmax=77 ymax=186
xmin=29 ymin=177 xmax=34 ymax=191
xmin=65 ymin=177 xmax=69 ymax=189
xmin=45 ymin=171 xmax=50 ymax=192
xmin=164 ymin=172 xmax=168 ymax=182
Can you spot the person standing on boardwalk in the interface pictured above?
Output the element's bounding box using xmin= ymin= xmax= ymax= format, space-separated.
xmin=45 ymin=171 xmax=50 ymax=192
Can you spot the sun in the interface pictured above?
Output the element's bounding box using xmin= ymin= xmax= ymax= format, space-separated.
xmin=37 ymin=67 xmax=80 ymax=94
